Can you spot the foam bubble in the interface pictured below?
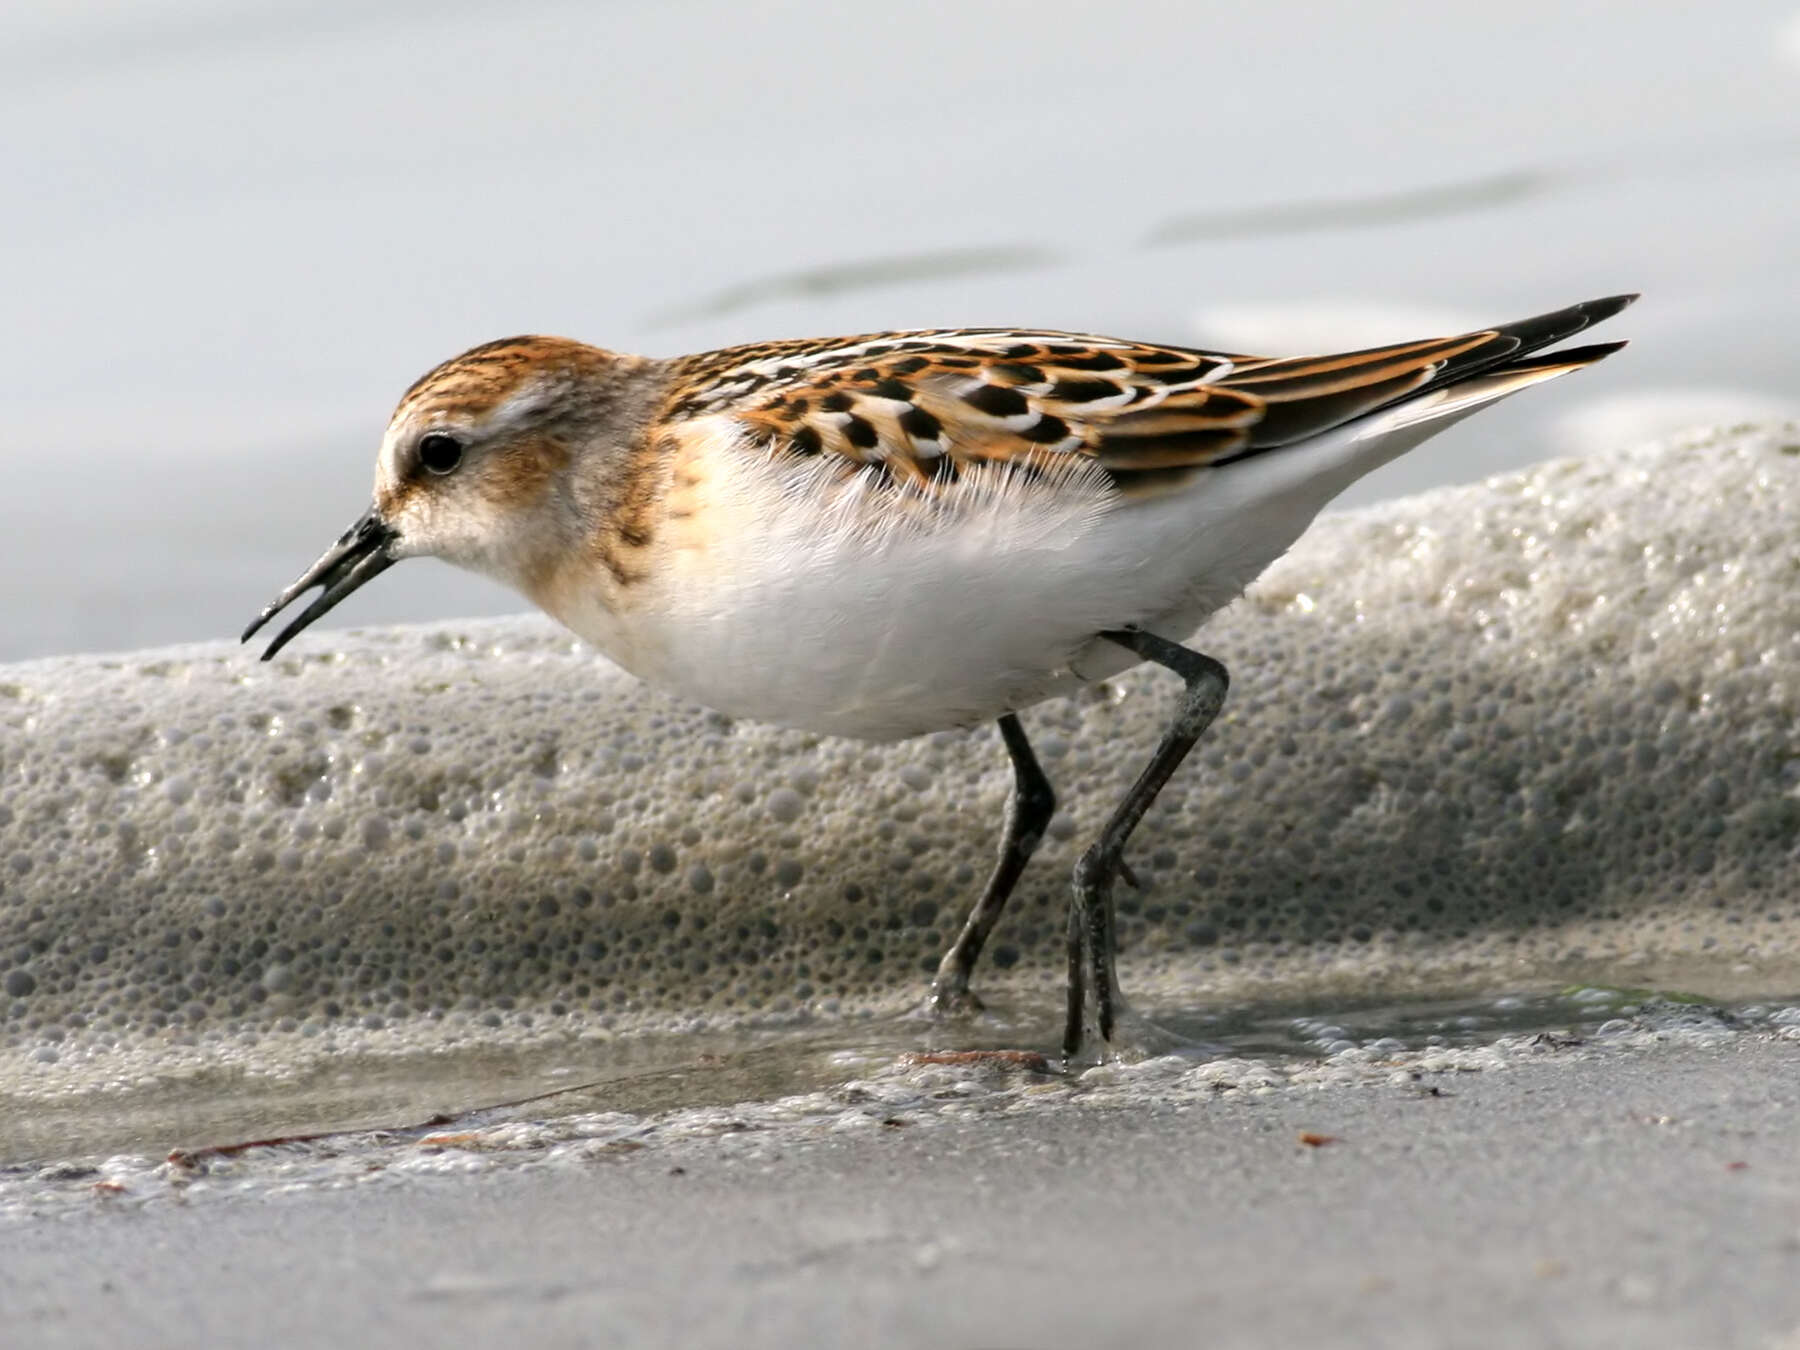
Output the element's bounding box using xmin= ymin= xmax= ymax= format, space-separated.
xmin=1 ymin=424 xmax=1798 ymax=1093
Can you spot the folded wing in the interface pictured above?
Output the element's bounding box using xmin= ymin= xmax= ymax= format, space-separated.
xmin=661 ymin=295 xmax=1636 ymax=495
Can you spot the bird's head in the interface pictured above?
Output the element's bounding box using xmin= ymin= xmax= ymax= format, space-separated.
xmin=243 ymin=336 xmax=655 ymax=658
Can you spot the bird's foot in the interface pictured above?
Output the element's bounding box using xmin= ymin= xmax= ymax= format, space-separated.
xmin=1063 ymin=1002 xmax=1207 ymax=1067
xmin=923 ymin=975 xmax=986 ymax=1019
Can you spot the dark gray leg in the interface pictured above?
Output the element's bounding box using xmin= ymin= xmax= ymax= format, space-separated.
xmin=1063 ymin=629 xmax=1229 ymax=1059
xmin=930 ymin=713 xmax=1057 ymax=1013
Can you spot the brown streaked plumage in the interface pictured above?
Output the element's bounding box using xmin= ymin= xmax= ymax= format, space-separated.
xmin=243 ymin=293 xmax=1638 ymax=1062
xmin=655 ymin=319 xmax=1569 ymax=497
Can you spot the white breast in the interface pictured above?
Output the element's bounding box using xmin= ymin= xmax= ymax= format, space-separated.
xmin=538 ymin=396 xmax=1483 ymax=741
xmin=533 ymin=446 xmax=1223 ymax=739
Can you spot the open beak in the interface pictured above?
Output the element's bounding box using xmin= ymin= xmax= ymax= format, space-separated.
xmin=241 ymin=506 xmax=399 ymax=660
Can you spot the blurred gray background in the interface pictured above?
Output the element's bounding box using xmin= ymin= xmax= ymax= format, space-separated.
xmin=6 ymin=0 xmax=1797 ymax=659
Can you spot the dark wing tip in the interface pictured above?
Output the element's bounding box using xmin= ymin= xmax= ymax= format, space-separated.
xmin=1496 ymin=338 xmax=1629 ymax=374
xmin=1577 ymin=293 xmax=1640 ymax=323
xmin=1406 ymin=293 xmax=1639 ymax=402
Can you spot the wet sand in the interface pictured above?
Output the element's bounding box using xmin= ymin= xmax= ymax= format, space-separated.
xmin=7 ymin=1030 xmax=1798 ymax=1349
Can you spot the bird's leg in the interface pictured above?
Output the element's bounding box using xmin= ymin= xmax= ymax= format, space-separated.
xmin=1063 ymin=629 xmax=1229 ymax=1060
xmin=929 ymin=713 xmax=1057 ymax=1015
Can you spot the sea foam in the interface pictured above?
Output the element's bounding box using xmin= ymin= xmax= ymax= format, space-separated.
xmin=2 ymin=425 xmax=1796 ymax=1088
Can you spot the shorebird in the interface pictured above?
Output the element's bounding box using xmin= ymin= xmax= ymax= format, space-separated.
xmin=245 ymin=293 xmax=1635 ymax=1057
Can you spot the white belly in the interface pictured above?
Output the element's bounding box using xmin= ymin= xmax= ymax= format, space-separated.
xmin=521 ymin=358 xmax=1549 ymax=740
xmin=542 ymin=445 xmax=1338 ymax=741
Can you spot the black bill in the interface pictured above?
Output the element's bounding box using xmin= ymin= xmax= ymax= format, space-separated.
xmin=241 ymin=507 xmax=399 ymax=660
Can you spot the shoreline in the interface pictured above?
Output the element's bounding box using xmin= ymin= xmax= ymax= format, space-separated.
xmin=6 ymin=1027 xmax=1798 ymax=1348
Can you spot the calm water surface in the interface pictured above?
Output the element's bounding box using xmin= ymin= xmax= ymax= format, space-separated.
xmin=0 ymin=985 xmax=1778 ymax=1166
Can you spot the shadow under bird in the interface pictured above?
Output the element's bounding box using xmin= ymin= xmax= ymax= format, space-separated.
xmin=244 ymin=293 xmax=1636 ymax=1058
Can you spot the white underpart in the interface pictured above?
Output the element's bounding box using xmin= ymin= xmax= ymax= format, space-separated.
xmin=562 ymin=366 xmax=1578 ymax=741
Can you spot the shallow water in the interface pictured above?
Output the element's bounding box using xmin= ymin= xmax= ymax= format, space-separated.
xmin=5 ymin=984 xmax=1789 ymax=1170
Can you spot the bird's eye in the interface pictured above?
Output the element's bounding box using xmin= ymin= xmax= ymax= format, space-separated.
xmin=417 ymin=432 xmax=463 ymax=475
